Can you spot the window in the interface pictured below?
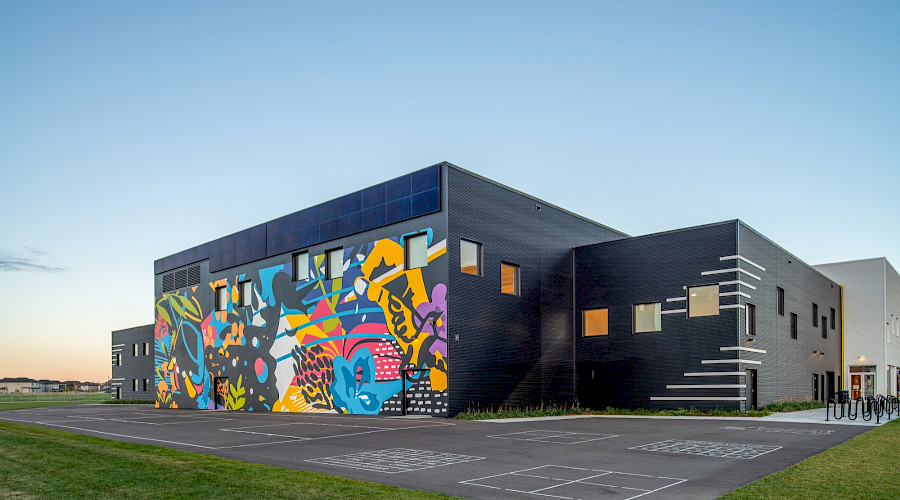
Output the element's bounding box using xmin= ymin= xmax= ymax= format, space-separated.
xmin=132 ymin=379 xmax=139 ymax=392
xmin=822 ymin=316 xmax=827 ymax=339
xmin=747 ymin=303 xmax=756 ymax=336
xmin=634 ymin=303 xmax=661 ymax=333
xmin=215 ymin=286 xmax=227 ymax=312
xmin=326 ymin=248 xmax=343 ymax=280
xmin=777 ymin=287 xmax=785 ymax=316
xmin=132 ymin=344 xmax=138 ymax=357
xmin=143 ymin=379 xmax=150 ymax=392
xmin=790 ymin=312 xmax=798 ymax=339
xmin=830 ymin=308 xmax=836 ymax=329
xmin=115 ymin=353 xmax=121 ymax=366
xmin=688 ymin=285 xmax=719 ymax=317
xmin=292 ymin=251 xmax=309 ymax=281
xmin=583 ymin=309 xmax=609 ymax=337
xmin=115 ymin=387 xmax=121 ymax=400
xmin=142 ymin=343 xmax=149 ymax=356
xmin=813 ymin=304 xmax=819 ymax=326
xmin=405 ymin=233 xmax=429 ymax=270
xmin=500 ymin=262 xmax=520 ymax=295
xmin=460 ymin=239 xmax=482 ymax=276
xmin=239 ymin=280 xmax=252 ymax=307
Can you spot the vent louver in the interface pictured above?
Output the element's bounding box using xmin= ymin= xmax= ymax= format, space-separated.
xmin=161 ymin=264 xmax=201 ymax=292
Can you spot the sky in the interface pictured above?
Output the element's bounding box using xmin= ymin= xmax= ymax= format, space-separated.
xmin=1 ymin=1 xmax=898 ymax=383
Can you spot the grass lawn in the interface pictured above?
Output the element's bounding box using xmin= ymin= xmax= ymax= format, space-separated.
xmin=0 ymin=421 xmax=459 ymax=499
xmin=0 ymin=401 xmax=108 ymax=411
xmin=721 ymin=419 xmax=900 ymax=499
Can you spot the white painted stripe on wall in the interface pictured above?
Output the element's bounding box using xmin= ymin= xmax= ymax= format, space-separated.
xmin=666 ymin=297 xmax=686 ymax=302
xmin=661 ymin=309 xmax=686 ymax=315
xmin=702 ymin=359 xmax=761 ymax=365
xmin=650 ymin=397 xmax=746 ymax=401
xmin=112 ymin=344 xmax=125 ymax=347
xmin=719 ymin=291 xmax=752 ymax=299
xmin=720 ymin=346 xmax=767 ymax=354
xmin=720 ymin=304 xmax=745 ymax=310
xmin=719 ymin=280 xmax=757 ymax=290
xmin=111 ymin=349 xmax=122 ymax=353
xmin=719 ymin=255 xmax=766 ymax=272
xmin=701 ymin=268 xmax=762 ymax=281
xmin=684 ymin=372 xmax=746 ymax=377
xmin=112 ymin=378 xmax=125 ymax=380
xmin=666 ymin=384 xmax=747 ymax=389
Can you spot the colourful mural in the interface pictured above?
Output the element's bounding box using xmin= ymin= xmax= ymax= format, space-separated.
xmin=154 ymin=230 xmax=448 ymax=415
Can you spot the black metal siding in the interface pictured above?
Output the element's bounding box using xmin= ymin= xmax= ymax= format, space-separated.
xmin=575 ymin=222 xmax=740 ymax=410
xmin=446 ymin=167 xmax=626 ymax=415
xmin=111 ymin=325 xmax=155 ymax=400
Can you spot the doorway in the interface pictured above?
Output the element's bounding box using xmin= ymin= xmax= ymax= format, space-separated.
xmin=214 ymin=377 xmax=228 ymax=410
xmin=850 ymin=373 xmax=875 ymax=400
xmin=826 ymin=371 xmax=835 ymax=400
xmin=746 ymin=369 xmax=758 ymax=410
xmin=813 ymin=374 xmax=819 ymax=401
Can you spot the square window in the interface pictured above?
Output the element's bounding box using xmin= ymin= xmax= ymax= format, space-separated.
xmin=326 ymin=248 xmax=343 ymax=280
xmin=500 ymin=262 xmax=520 ymax=296
xmin=460 ymin=239 xmax=482 ymax=276
xmin=215 ymin=286 xmax=228 ymax=312
xmin=747 ymin=303 xmax=757 ymax=336
xmin=791 ymin=312 xmax=798 ymax=339
xmin=634 ymin=303 xmax=661 ymax=333
xmin=293 ymin=251 xmax=309 ymax=281
xmin=777 ymin=287 xmax=785 ymax=316
xmin=688 ymin=285 xmax=719 ymax=317
xmin=239 ymin=280 xmax=252 ymax=307
xmin=813 ymin=304 xmax=819 ymax=326
xmin=583 ymin=309 xmax=609 ymax=336
xmin=405 ymin=233 xmax=428 ymax=270
xmin=830 ymin=308 xmax=836 ymax=329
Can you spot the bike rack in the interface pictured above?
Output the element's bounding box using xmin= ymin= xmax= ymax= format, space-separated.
xmin=826 ymin=394 xmax=899 ymax=423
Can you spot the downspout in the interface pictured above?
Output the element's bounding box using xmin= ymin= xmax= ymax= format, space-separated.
xmin=572 ymin=248 xmax=578 ymax=406
xmin=840 ymin=284 xmax=845 ymax=390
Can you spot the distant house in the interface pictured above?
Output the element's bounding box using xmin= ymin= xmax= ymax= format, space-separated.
xmin=39 ymin=380 xmax=65 ymax=392
xmin=78 ymin=382 xmax=100 ymax=392
xmin=0 ymin=377 xmax=40 ymax=393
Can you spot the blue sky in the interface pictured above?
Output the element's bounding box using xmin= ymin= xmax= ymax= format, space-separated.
xmin=1 ymin=1 xmax=898 ymax=382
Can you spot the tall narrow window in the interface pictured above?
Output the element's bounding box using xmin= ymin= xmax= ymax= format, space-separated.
xmin=812 ymin=304 xmax=819 ymax=326
xmin=790 ymin=312 xmax=798 ymax=339
xmin=132 ymin=379 xmax=139 ymax=392
xmin=822 ymin=316 xmax=827 ymax=338
xmin=239 ymin=280 xmax=252 ymax=307
xmin=326 ymin=248 xmax=343 ymax=280
xmin=116 ymin=353 xmax=122 ymax=366
xmin=143 ymin=342 xmax=149 ymax=356
xmin=405 ymin=233 xmax=428 ymax=270
xmin=132 ymin=344 xmax=138 ymax=357
xmin=215 ymin=285 xmax=228 ymax=312
xmin=688 ymin=285 xmax=719 ymax=317
xmin=292 ymin=251 xmax=309 ymax=281
xmin=777 ymin=287 xmax=785 ymax=316
xmin=747 ymin=303 xmax=757 ymax=336
xmin=500 ymin=262 xmax=520 ymax=296
xmin=460 ymin=239 xmax=482 ymax=276
xmin=830 ymin=308 xmax=836 ymax=329
xmin=583 ymin=309 xmax=609 ymax=337
xmin=143 ymin=379 xmax=149 ymax=392
xmin=634 ymin=303 xmax=661 ymax=333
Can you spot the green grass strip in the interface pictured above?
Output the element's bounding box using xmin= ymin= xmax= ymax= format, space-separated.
xmin=720 ymin=419 xmax=900 ymax=499
xmin=0 ymin=401 xmax=107 ymax=411
xmin=0 ymin=421 xmax=460 ymax=500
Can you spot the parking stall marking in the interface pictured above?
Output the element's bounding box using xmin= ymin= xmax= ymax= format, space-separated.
xmin=461 ymin=465 xmax=686 ymax=499
xmin=718 ymin=426 xmax=834 ymax=436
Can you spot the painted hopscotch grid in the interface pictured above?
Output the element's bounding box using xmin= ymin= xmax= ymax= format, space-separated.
xmin=305 ymin=448 xmax=485 ymax=474
xmin=630 ymin=439 xmax=781 ymax=459
xmin=488 ymin=429 xmax=619 ymax=445
xmin=719 ymin=426 xmax=834 ymax=436
xmin=461 ymin=465 xmax=686 ymax=500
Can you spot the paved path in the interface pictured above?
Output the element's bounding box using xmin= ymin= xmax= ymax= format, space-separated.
xmin=1 ymin=405 xmax=890 ymax=499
